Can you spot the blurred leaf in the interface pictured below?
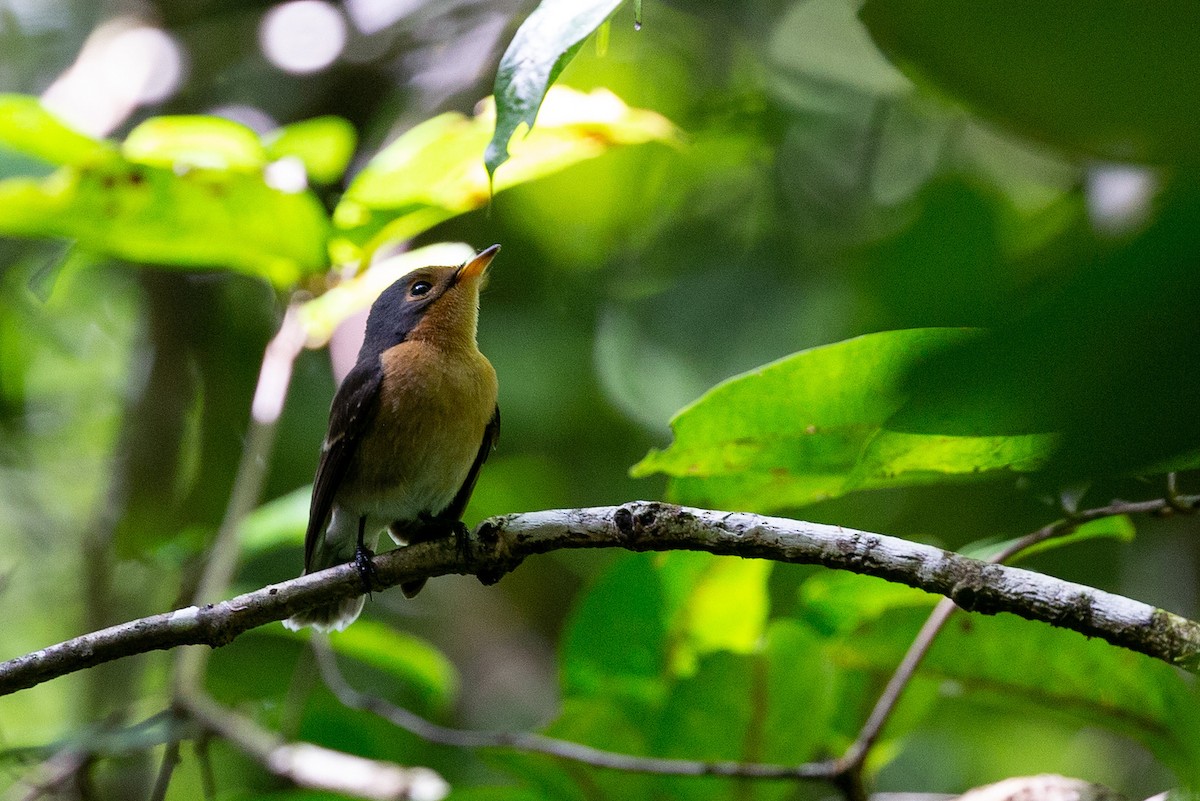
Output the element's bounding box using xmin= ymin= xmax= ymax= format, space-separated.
xmin=274 ymin=621 xmax=459 ymax=710
xmin=265 ymin=116 xmax=358 ymax=184
xmin=332 ymin=86 xmax=675 ymax=265
xmin=560 ymin=552 xmax=667 ymax=705
xmin=634 ymin=328 xmax=1058 ymax=512
xmin=448 ymin=788 xmax=549 ymax=801
xmin=963 ymin=515 xmax=1137 ymax=564
xmin=840 ymin=608 xmax=1200 ymax=782
xmin=860 ymin=0 xmax=1200 ymax=162
xmin=893 ymin=183 xmax=1200 ymax=481
xmin=239 ymin=485 xmax=308 ymax=556
xmin=657 ymin=552 xmax=772 ymax=675
xmin=298 ymin=242 xmax=476 ymax=346
xmin=650 ymin=622 xmax=838 ymax=801
xmin=798 ymin=571 xmax=938 ymax=637
xmin=485 ymin=0 xmax=625 ymax=177
xmin=122 ymin=116 xmax=266 ymax=171
xmin=0 ymin=159 xmax=328 ymax=286
xmin=493 ymin=698 xmax=652 ymax=801
xmin=0 ymin=94 xmax=114 ymax=166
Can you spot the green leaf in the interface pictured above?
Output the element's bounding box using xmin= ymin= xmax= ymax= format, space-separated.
xmin=841 ymin=608 xmax=1200 ymax=782
xmin=238 ymin=486 xmax=309 ymax=556
xmin=274 ymin=620 xmax=459 ymax=710
xmin=0 ymin=157 xmax=328 ymax=287
xmin=0 ymin=95 xmax=114 ymax=167
xmin=859 ymin=0 xmax=1200 ymax=162
xmin=650 ymin=622 xmax=839 ymax=801
xmin=298 ymin=242 xmax=476 ymax=345
xmin=484 ymin=0 xmax=625 ymax=178
xmin=332 ymin=86 xmax=674 ymax=266
xmin=493 ymin=698 xmax=653 ymax=801
xmin=657 ymin=552 xmax=772 ymax=675
xmin=560 ymin=552 xmax=667 ymax=705
xmin=798 ymin=571 xmax=939 ymax=637
xmin=633 ymin=328 xmax=1058 ymax=513
xmin=265 ymin=116 xmax=357 ymax=184
xmin=122 ymin=116 xmax=266 ymax=171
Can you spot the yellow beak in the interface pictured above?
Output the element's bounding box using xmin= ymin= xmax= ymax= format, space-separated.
xmin=458 ymin=244 xmax=500 ymax=283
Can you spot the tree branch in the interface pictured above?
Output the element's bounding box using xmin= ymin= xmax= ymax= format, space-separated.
xmin=3 ymin=501 xmax=1199 ymax=697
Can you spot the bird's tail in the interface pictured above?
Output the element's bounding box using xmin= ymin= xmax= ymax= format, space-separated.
xmin=283 ymin=593 xmax=365 ymax=633
xmin=284 ymin=509 xmax=368 ymax=632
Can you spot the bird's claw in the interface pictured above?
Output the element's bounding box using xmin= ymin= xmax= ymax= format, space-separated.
xmin=452 ymin=521 xmax=472 ymax=564
xmin=354 ymin=543 xmax=378 ymax=595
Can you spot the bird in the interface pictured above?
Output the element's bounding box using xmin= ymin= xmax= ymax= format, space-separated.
xmin=283 ymin=245 xmax=501 ymax=632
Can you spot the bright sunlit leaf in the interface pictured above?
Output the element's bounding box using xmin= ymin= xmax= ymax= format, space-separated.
xmin=0 ymin=159 xmax=328 ymax=286
xmin=658 ymin=552 xmax=772 ymax=675
xmin=238 ymin=486 xmax=309 ymax=555
xmin=331 ymin=86 xmax=675 ymax=266
xmin=122 ymin=116 xmax=267 ymax=171
xmin=0 ymin=94 xmax=114 ymax=167
xmin=264 ymin=115 xmax=357 ymax=184
xmin=484 ymin=0 xmax=625 ymax=178
xmin=633 ymin=328 xmax=1060 ymax=512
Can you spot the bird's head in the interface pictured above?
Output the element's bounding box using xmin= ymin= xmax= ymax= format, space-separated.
xmin=360 ymin=244 xmax=499 ymax=357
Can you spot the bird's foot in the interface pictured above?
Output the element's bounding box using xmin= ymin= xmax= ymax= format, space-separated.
xmin=353 ymin=543 xmax=378 ymax=595
xmin=452 ymin=520 xmax=472 ymax=564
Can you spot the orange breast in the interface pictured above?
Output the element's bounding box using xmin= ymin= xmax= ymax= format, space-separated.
xmin=340 ymin=339 xmax=497 ymax=520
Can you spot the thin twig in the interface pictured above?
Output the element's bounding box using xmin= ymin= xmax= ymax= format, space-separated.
xmin=5 ymin=501 xmax=1200 ymax=697
xmin=148 ymin=740 xmax=180 ymax=801
xmin=312 ymin=639 xmax=837 ymax=780
xmin=836 ymin=492 xmax=1200 ymax=787
xmin=194 ymin=736 xmax=215 ymax=801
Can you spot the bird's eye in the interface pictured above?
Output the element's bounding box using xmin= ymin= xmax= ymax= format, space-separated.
xmin=410 ymin=280 xmax=433 ymax=297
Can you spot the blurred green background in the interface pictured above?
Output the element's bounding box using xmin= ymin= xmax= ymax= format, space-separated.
xmin=1 ymin=0 xmax=1199 ymax=799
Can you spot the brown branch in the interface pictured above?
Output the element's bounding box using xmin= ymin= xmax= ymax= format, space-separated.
xmin=2 ymin=502 xmax=1199 ymax=698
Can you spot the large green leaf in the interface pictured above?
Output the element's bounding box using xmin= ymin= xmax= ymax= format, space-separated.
xmin=859 ymin=0 xmax=1200 ymax=162
xmin=484 ymin=0 xmax=626 ymax=178
xmin=633 ymin=328 xmax=1058 ymax=512
xmin=560 ymin=552 xmax=667 ymax=706
xmin=0 ymin=104 xmax=330 ymax=286
xmin=491 ymin=697 xmax=654 ymax=801
xmin=332 ymin=86 xmax=674 ymax=265
xmin=0 ymin=163 xmax=328 ymax=286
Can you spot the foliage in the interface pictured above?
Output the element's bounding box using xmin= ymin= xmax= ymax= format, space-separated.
xmin=1 ymin=0 xmax=1198 ymax=800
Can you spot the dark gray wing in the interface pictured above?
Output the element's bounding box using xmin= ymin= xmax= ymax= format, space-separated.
xmin=440 ymin=404 xmax=500 ymax=522
xmin=303 ymin=360 xmax=383 ymax=569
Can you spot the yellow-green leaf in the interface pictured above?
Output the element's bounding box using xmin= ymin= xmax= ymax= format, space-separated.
xmin=264 ymin=115 xmax=357 ymax=184
xmin=122 ymin=116 xmax=266 ymax=171
xmin=331 ymin=86 xmax=675 ymax=266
